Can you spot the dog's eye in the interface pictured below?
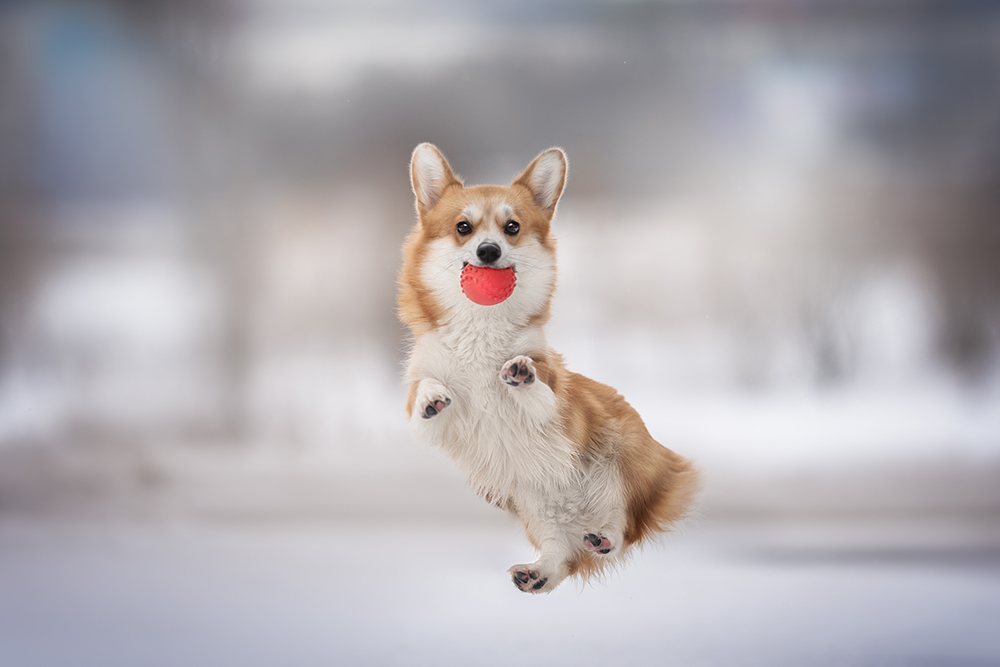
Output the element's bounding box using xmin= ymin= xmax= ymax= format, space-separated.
xmin=504 ymin=220 xmax=520 ymax=236
xmin=456 ymin=221 xmax=472 ymax=235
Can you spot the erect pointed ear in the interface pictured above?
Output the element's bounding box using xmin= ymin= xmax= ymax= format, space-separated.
xmin=513 ymin=148 xmax=567 ymax=217
xmin=410 ymin=143 xmax=462 ymax=215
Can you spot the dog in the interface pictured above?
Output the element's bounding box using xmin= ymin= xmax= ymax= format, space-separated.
xmin=398 ymin=143 xmax=698 ymax=593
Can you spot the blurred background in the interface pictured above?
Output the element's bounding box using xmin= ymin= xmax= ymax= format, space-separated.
xmin=0 ymin=1 xmax=998 ymax=665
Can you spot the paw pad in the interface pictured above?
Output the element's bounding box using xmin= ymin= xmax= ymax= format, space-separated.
xmin=510 ymin=567 xmax=548 ymax=593
xmin=584 ymin=533 xmax=614 ymax=555
xmin=501 ymin=356 xmax=536 ymax=388
xmin=422 ymin=397 xmax=451 ymax=419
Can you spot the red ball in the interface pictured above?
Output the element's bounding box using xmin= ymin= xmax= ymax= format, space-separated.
xmin=460 ymin=265 xmax=516 ymax=306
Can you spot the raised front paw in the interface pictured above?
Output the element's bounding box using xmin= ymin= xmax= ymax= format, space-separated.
xmin=415 ymin=380 xmax=452 ymax=420
xmin=508 ymin=564 xmax=551 ymax=593
xmin=500 ymin=356 xmax=536 ymax=388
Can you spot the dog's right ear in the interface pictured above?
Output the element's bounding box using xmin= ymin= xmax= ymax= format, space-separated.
xmin=410 ymin=143 xmax=462 ymax=216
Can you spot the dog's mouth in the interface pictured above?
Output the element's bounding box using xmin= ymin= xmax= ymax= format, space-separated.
xmin=462 ymin=260 xmax=516 ymax=271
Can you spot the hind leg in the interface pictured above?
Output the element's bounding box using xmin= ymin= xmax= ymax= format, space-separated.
xmin=508 ymin=531 xmax=573 ymax=594
xmin=580 ymin=461 xmax=628 ymax=558
xmin=508 ymin=503 xmax=576 ymax=594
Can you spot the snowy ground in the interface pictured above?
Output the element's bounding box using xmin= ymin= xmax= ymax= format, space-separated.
xmin=0 ymin=516 xmax=997 ymax=667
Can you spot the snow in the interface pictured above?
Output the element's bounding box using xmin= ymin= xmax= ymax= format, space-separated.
xmin=0 ymin=517 xmax=997 ymax=667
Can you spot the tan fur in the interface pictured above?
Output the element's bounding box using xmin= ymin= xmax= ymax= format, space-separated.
xmin=532 ymin=357 xmax=699 ymax=548
xmin=511 ymin=355 xmax=699 ymax=581
xmin=398 ymin=144 xmax=698 ymax=591
xmin=398 ymin=230 xmax=445 ymax=336
xmin=404 ymin=380 xmax=419 ymax=418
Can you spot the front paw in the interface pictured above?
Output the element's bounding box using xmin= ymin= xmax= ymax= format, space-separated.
xmin=500 ymin=356 xmax=536 ymax=388
xmin=415 ymin=380 xmax=452 ymax=420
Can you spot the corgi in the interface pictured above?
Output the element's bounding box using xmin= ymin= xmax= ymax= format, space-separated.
xmin=398 ymin=143 xmax=698 ymax=594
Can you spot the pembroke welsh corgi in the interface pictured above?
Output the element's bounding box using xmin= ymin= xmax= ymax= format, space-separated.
xmin=398 ymin=143 xmax=698 ymax=593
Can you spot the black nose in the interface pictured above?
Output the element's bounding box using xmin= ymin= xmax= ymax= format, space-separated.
xmin=477 ymin=242 xmax=501 ymax=265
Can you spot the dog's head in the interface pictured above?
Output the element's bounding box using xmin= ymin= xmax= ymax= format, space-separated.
xmin=399 ymin=144 xmax=566 ymax=332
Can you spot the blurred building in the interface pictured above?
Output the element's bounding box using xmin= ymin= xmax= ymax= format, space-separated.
xmin=0 ymin=0 xmax=998 ymax=519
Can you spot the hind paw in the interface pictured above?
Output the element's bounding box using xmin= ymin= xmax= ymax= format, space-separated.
xmin=508 ymin=563 xmax=556 ymax=594
xmin=584 ymin=533 xmax=616 ymax=556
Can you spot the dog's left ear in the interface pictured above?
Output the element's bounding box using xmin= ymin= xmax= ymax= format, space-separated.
xmin=513 ymin=148 xmax=567 ymax=218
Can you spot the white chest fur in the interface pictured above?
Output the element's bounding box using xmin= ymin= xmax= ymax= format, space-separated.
xmin=406 ymin=320 xmax=577 ymax=505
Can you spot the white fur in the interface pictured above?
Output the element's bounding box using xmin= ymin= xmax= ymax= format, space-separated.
xmin=405 ymin=210 xmax=629 ymax=593
xmin=460 ymin=203 xmax=483 ymax=223
xmin=523 ymin=150 xmax=565 ymax=211
xmin=412 ymin=378 xmax=451 ymax=419
xmin=500 ymin=356 xmax=557 ymax=425
xmin=411 ymin=144 xmax=452 ymax=211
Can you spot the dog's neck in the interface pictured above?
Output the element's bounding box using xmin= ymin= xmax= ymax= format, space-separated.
xmin=433 ymin=306 xmax=544 ymax=366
